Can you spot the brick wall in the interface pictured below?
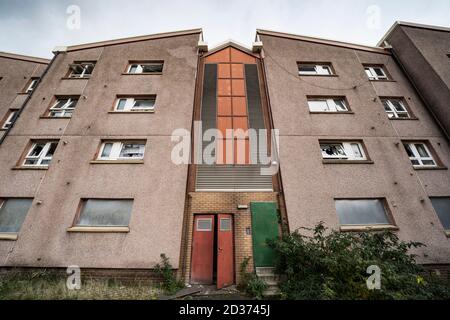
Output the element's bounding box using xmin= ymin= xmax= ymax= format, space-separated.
xmin=178 ymin=192 xmax=279 ymax=285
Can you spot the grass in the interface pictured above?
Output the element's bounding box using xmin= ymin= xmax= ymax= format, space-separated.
xmin=0 ymin=270 xmax=161 ymax=300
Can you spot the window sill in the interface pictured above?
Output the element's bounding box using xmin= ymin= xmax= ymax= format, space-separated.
xmin=108 ymin=111 xmax=155 ymax=114
xmin=90 ymin=160 xmax=144 ymax=164
xmin=16 ymin=92 xmax=30 ymax=95
xmin=12 ymin=166 xmax=49 ymax=170
xmin=369 ymin=79 xmax=396 ymax=82
xmin=389 ymin=117 xmax=419 ymax=121
xmin=61 ymin=77 xmax=90 ymax=80
xmin=39 ymin=116 xmax=71 ymax=119
xmin=121 ymin=72 xmax=162 ymax=75
xmin=299 ymin=74 xmax=339 ymax=77
xmin=340 ymin=225 xmax=398 ymax=232
xmin=309 ymin=111 xmax=354 ymax=114
xmin=413 ymin=166 xmax=448 ymax=171
xmin=0 ymin=233 xmax=18 ymax=241
xmin=67 ymin=226 xmax=130 ymax=233
xmin=322 ymin=160 xmax=374 ymax=164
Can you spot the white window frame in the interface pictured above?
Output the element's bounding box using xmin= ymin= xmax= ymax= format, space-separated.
xmin=403 ymin=142 xmax=437 ymax=167
xmin=196 ymin=218 xmax=213 ymax=231
xmin=23 ymin=141 xmax=57 ymax=167
xmin=365 ymin=66 xmax=388 ymax=80
xmin=25 ymin=79 xmax=38 ymax=93
xmin=1 ymin=110 xmax=17 ymax=130
xmin=114 ymin=97 xmax=156 ymax=112
xmin=320 ymin=142 xmax=367 ymax=160
xmin=98 ymin=141 xmax=146 ymax=161
xmin=48 ymin=98 xmax=78 ymax=117
xmin=381 ymin=98 xmax=410 ymax=119
xmin=298 ymin=63 xmax=333 ymax=75
xmin=307 ymin=98 xmax=348 ymax=112
xmin=69 ymin=62 xmax=95 ymax=78
xmin=127 ymin=63 xmax=163 ymax=74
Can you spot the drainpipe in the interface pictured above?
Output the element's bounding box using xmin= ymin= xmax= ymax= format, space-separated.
xmin=387 ymin=45 xmax=450 ymax=143
xmin=0 ymin=50 xmax=61 ymax=146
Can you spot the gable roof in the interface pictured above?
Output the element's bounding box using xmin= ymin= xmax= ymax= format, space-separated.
xmin=203 ymin=39 xmax=258 ymax=58
xmin=0 ymin=51 xmax=50 ymax=64
xmin=65 ymin=28 xmax=203 ymax=52
xmin=256 ymin=29 xmax=390 ymax=55
xmin=377 ymin=21 xmax=450 ymax=47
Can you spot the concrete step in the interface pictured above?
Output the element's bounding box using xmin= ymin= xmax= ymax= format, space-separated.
xmin=256 ymin=275 xmax=280 ymax=283
xmin=255 ymin=267 xmax=276 ymax=276
xmin=263 ymin=286 xmax=279 ymax=296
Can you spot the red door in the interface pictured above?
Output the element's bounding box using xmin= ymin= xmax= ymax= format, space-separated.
xmin=217 ymin=214 xmax=234 ymax=289
xmin=191 ymin=215 xmax=214 ymax=284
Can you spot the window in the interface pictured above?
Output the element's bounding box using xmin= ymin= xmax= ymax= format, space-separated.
xmin=298 ymin=63 xmax=333 ymax=75
xmin=364 ymin=65 xmax=388 ymax=80
xmin=307 ymin=97 xmax=348 ymax=112
xmin=430 ymin=197 xmax=450 ymax=231
xmin=114 ymin=97 xmax=156 ymax=112
xmin=23 ymin=141 xmax=58 ymax=167
xmin=75 ymin=199 xmax=133 ymax=227
xmin=0 ymin=198 xmax=33 ymax=234
xmin=97 ymin=141 xmax=146 ymax=161
xmin=335 ymin=199 xmax=393 ymax=227
xmin=127 ymin=62 xmax=163 ymax=74
xmin=69 ymin=62 xmax=95 ymax=78
xmin=25 ymin=78 xmax=38 ymax=93
xmin=403 ymin=142 xmax=437 ymax=167
xmin=381 ymin=98 xmax=410 ymax=119
xmin=220 ymin=218 xmax=232 ymax=231
xmin=47 ymin=97 xmax=78 ymax=117
xmin=320 ymin=141 xmax=367 ymax=161
xmin=197 ymin=218 xmax=212 ymax=231
xmin=1 ymin=109 xmax=18 ymax=130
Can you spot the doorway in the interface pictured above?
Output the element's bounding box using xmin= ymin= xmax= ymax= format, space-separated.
xmin=190 ymin=214 xmax=234 ymax=288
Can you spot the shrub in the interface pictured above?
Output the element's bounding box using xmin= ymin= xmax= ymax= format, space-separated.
xmin=238 ymin=257 xmax=267 ymax=299
xmin=154 ymin=254 xmax=184 ymax=295
xmin=268 ymin=222 xmax=450 ymax=300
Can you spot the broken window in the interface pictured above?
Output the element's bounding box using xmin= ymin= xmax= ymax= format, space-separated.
xmin=320 ymin=141 xmax=366 ymax=160
xmin=48 ymin=97 xmax=78 ymax=117
xmin=97 ymin=141 xmax=146 ymax=161
xmin=403 ymin=142 xmax=436 ymax=167
xmin=1 ymin=109 xmax=18 ymax=130
xmin=25 ymin=78 xmax=38 ymax=93
xmin=127 ymin=62 xmax=163 ymax=74
xmin=23 ymin=141 xmax=58 ymax=167
xmin=381 ymin=98 xmax=410 ymax=119
xmin=364 ymin=66 xmax=388 ymax=80
xmin=335 ymin=199 xmax=392 ymax=226
xmin=0 ymin=198 xmax=33 ymax=233
xmin=69 ymin=62 xmax=95 ymax=78
xmin=298 ymin=63 xmax=333 ymax=75
xmin=308 ymin=97 xmax=348 ymax=112
xmin=114 ymin=97 xmax=156 ymax=112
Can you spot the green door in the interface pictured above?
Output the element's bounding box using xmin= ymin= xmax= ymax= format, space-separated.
xmin=251 ymin=202 xmax=279 ymax=267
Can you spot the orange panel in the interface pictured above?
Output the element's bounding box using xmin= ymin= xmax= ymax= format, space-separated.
xmin=217 ymin=79 xmax=231 ymax=96
xmin=233 ymin=117 xmax=249 ymax=132
xmin=217 ymin=97 xmax=232 ymax=116
xmin=231 ymin=79 xmax=245 ymax=96
xmin=231 ymin=64 xmax=244 ymax=78
xmin=217 ymin=117 xmax=232 ymax=137
xmin=216 ymin=139 xmax=234 ymax=164
xmin=218 ymin=64 xmax=231 ymax=78
xmin=205 ymin=48 xmax=231 ymax=63
xmin=234 ymin=139 xmax=250 ymax=164
xmin=230 ymin=48 xmax=256 ymax=64
xmin=232 ymin=97 xmax=247 ymax=116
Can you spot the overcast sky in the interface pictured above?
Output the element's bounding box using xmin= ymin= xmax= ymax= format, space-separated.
xmin=0 ymin=0 xmax=449 ymax=59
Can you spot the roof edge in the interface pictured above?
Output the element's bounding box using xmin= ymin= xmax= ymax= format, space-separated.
xmin=377 ymin=21 xmax=450 ymax=47
xmin=204 ymin=39 xmax=256 ymax=57
xmin=66 ymin=28 xmax=203 ymax=52
xmin=0 ymin=51 xmax=50 ymax=64
xmin=256 ymin=29 xmax=390 ymax=55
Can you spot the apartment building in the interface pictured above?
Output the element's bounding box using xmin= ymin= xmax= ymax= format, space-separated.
xmin=0 ymin=22 xmax=449 ymax=287
xmin=0 ymin=52 xmax=49 ymax=140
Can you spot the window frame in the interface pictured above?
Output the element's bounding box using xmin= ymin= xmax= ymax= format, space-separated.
xmin=1 ymin=109 xmax=18 ymax=130
xmin=0 ymin=197 xmax=34 ymax=239
xmin=402 ymin=141 xmax=439 ymax=168
xmin=430 ymin=197 xmax=450 ymax=235
xmin=334 ymin=198 xmax=397 ymax=231
xmin=319 ymin=140 xmax=370 ymax=162
xmin=298 ymin=62 xmax=335 ymax=76
xmin=380 ymin=97 xmax=414 ymax=119
xmin=112 ymin=96 xmax=156 ymax=112
xmin=68 ymin=61 xmax=96 ymax=78
xmin=24 ymin=78 xmax=39 ymax=93
xmin=125 ymin=61 xmax=164 ymax=74
xmin=46 ymin=96 xmax=79 ymax=118
xmin=95 ymin=140 xmax=146 ymax=162
xmin=21 ymin=140 xmax=58 ymax=168
xmin=307 ymin=96 xmax=350 ymax=113
xmin=364 ymin=65 xmax=389 ymax=81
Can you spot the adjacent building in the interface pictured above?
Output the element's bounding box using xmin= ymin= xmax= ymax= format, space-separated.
xmin=0 ymin=22 xmax=449 ymax=286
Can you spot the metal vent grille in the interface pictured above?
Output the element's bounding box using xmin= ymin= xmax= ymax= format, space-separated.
xmin=196 ymin=165 xmax=273 ymax=191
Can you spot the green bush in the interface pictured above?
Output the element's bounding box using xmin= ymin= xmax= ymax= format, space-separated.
xmin=268 ymin=223 xmax=450 ymax=300
xmin=238 ymin=257 xmax=267 ymax=299
xmin=154 ymin=254 xmax=184 ymax=295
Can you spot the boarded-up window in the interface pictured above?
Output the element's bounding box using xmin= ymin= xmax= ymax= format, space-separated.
xmin=0 ymin=198 xmax=33 ymax=233
xmin=76 ymin=199 xmax=133 ymax=227
xmin=430 ymin=197 xmax=450 ymax=230
xmin=335 ymin=199 xmax=391 ymax=226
